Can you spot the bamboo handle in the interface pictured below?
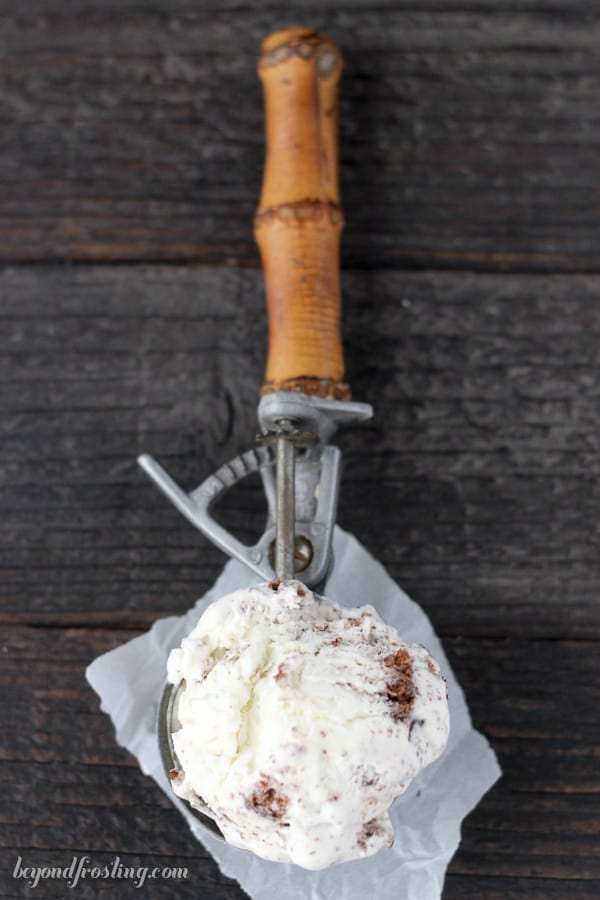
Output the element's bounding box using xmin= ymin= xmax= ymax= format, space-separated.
xmin=255 ymin=28 xmax=350 ymax=401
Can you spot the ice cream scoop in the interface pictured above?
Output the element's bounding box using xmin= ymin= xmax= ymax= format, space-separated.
xmin=165 ymin=579 xmax=449 ymax=869
xmin=138 ymin=29 xmax=374 ymax=594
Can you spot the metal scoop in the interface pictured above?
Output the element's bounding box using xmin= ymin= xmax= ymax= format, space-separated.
xmin=146 ymin=28 xmax=372 ymax=824
xmin=139 ymin=28 xmax=371 ymax=588
xmin=139 ymin=393 xmax=369 ymax=589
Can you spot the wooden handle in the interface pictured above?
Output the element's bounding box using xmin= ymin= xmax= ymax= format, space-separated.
xmin=255 ymin=28 xmax=350 ymax=401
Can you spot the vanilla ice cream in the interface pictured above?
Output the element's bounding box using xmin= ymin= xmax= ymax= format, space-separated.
xmin=166 ymin=579 xmax=449 ymax=869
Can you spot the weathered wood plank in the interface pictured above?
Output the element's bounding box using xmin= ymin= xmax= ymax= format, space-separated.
xmin=0 ymin=627 xmax=598 ymax=898
xmin=1 ymin=4 xmax=598 ymax=898
xmin=1 ymin=3 xmax=600 ymax=269
xmin=444 ymin=877 xmax=600 ymax=900
xmin=1 ymin=266 xmax=598 ymax=638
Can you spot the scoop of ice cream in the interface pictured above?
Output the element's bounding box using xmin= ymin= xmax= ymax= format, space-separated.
xmin=167 ymin=579 xmax=449 ymax=869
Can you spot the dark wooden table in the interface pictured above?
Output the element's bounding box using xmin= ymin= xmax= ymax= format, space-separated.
xmin=1 ymin=2 xmax=598 ymax=898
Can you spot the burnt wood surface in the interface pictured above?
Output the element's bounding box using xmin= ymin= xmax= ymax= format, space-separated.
xmin=2 ymin=1 xmax=600 ymax=271
xmin=1 ymin=1 xmax=599 ymax=898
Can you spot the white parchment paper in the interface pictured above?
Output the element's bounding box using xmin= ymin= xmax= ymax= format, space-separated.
xmin=86 ymin=526 xmax=500 ymax=899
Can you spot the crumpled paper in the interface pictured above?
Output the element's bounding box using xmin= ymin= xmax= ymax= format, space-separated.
xmin=87 ymin=526 xmax=500 ymax=900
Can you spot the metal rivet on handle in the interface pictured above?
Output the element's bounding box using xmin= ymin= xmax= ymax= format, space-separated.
xmin=316 ymin=48 xmax=337 ymax=77
xmin=297 ymin=42 xmax=314 ymax=59
xmin=294 ymin=535 xmax=314 ymax=573
xmin=273 ymin=44 xmax=292 ymax=63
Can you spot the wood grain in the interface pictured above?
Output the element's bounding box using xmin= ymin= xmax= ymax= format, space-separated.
xmin=2 ymin=266 xmax=598 ymax=640
xmin=256 ymin=29 xmax=348 ymax=398
xmin=1 ymin=2 xmax=600 ymax=270
xmin=2 ymin=3 xmax=599 ymax=897
xmin=0 ymin=627 xmax=597 ymax=898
